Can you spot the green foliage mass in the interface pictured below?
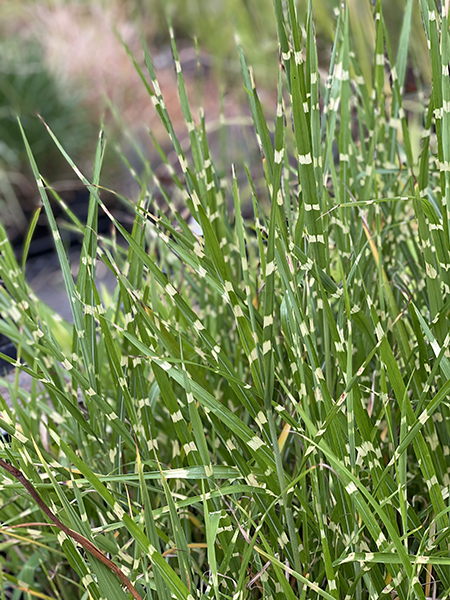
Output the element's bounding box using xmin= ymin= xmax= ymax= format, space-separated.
xmin=0 ymin=1 xmax=449 ymax=599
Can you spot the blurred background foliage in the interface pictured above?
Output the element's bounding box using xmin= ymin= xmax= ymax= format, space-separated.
xmin=0 ymin=0 xmax=431 ymax=242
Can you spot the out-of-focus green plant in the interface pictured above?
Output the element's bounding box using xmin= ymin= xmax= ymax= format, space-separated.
xmin=0 ymin=36 xmax=95 ymax=238
xmin=0 ymin=39 xmax=92 ymax=178
xmin=134 ymin=0 xmax=279 ymax=86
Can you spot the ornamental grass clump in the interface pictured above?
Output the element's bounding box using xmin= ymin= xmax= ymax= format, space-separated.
xmin=1 ymin=1 xmax=450 ymax=598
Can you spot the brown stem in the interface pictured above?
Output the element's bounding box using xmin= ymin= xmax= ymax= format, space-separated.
xmin=0 ymin=457 xmax=143 ymax=600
